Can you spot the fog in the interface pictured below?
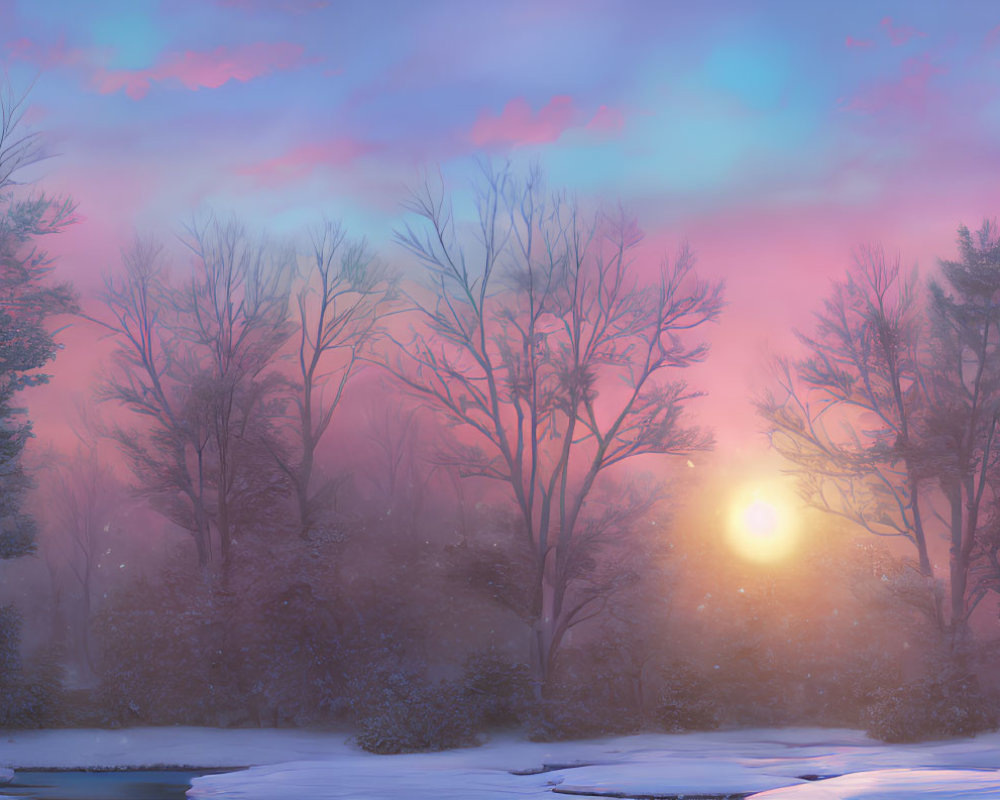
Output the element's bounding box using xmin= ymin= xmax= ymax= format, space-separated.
xmin=3 ymin=179 xmax=999 ymax=744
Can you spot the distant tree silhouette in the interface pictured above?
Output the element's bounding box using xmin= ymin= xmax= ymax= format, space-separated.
xmin=41 ymin=443 xmax=122 ymax=673
xmin=277 ymin=220 xmax=395 ymax=539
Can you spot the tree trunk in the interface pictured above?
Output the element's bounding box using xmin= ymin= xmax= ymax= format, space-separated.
xmin=193 ymin=498 xmax=212 ymax=566
xmin=297 ymin=445 xmax=314 ymax=539
xmin=947 ymin=481 xmax=970 ymax=649
xmin=219 ymin=496 xmax=232 ymax=563
xmin=908 ymin=468 xmax=932 ymax=577
xmin=297 ymin=397 xmax=316 ymax=538
xmin=530 ymin=581 xmax=558 ymax=699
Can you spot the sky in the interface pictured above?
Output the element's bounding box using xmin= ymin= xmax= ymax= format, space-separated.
xmin=4 ymin=0 xmax=1000 ymax=460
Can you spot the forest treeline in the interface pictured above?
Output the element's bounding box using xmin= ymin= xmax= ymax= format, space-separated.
xmin=3 ymin=86 xmax=1000 ymax=749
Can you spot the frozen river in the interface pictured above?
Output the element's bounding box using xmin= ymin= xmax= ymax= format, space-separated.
xmin=0 ymin=770 xmax=204 ymax=799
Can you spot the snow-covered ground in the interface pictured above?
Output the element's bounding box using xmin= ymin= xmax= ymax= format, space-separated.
xmin=4 ymin=727 xmax=1000 ymax=798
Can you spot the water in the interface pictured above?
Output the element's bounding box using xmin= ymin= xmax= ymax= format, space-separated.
xmin=0 ymin=770 xmax=212 ymax=800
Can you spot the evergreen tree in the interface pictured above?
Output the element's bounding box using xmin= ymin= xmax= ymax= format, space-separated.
xmin=925 ymin=221 xmax=1000 ymax=645
xmin=0 ymin=83 xmax=76 ymax=723
xmin=0 ymin=85 xmax=76 ymax=556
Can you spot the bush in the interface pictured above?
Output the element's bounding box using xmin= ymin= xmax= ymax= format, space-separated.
xmin=348 ymin=647 xmax=532 ymax=752
xmin=94 ymin=541 xmax=353 ymax=727
xmin=460 ymin=649 xmax=532 ymax=728
xmin=349 ymin=661 xmax=477 ymax=754
xmin=45 ymin=688 xmax=108 ymax=728
xmin=94 ymin=574 xmax=233 ymax=726
xmin=864 ymin=662 xmax=998 ymax=742
xmin=809 ymin=652 xmax=901 ymax=728
xmin=655 ymin=660 xmax=721 ymax=732
xmin=0 ymin=606 xmax=66 ymax=728
xmin=527 ymin=684 xmax=639 ymax=741
xmin=525 ymin=635 xmax=652 ymax=741
xmin=238 ymin=579 xmax=347 ymax=726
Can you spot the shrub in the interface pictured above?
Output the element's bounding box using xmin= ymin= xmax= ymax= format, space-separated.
xmin=94 ymin=574 xmax=229 ymax=726
xmin=809 ymin=652 xmax=901 ymax=728
xmin=94 ymin=541 xmax=352 ymax=728
xmin=525 ymin=635 xmax=652 ymax=741
xmin=460 ymin=649 xmax=532 ymax=728
xmin=349 ymin=661 xmax=477 ymax=754
xmin=864 ymin=662 xmax=998 ymax=742
xmin=527 ymin=683 xmax=639 ymax=741
xmin=47 ymin=688 xmax=108 ymax=728
xmin=0 ymin=607 xmax=65 ymax=728
xmin=655 ymin=660 xmax=721 ymax=732
xmin=237 ymin=579 xmax=346 ymax=726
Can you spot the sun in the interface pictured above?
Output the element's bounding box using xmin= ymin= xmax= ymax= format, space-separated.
xmin=726 ymin=483 xmax=799 ymax=563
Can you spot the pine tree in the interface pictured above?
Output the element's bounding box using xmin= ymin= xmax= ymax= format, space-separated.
xmin=0 ymin=83 xmax=76 ymax=724
xmin=0 ymin=85 xmax=77 ymax=557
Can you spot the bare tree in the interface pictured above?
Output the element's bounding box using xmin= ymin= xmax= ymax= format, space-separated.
xmin=100 ymin=218 xmax=294 ymax=566
xmin=758 ymin=248 xmax=933 ymax=576
xmin=100 ymin=239 xmax=214 ymax=563
xmin=387 ymin=164 xmax=723 ymax=690
xmin=0 ymin=81 xmax=46 ymax=190
xmin=278 ymin=221 xmax=395 ymax=538
xmin=177 ymin=217 xmax=294 ymax=559
xmin=362 ymin=396 xmax=438 ymax=535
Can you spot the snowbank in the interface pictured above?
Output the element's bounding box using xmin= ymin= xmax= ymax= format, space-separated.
xmin=182 ymin=729 xmax=1000 ymax=800
xmin=751 ymin=768 xmax=1000 ymax=798
xmin=183 ymin=728 xmax=1000 ymax=800
xmin=553 ymin=761 xmax=804 ymax=797
xmin=185 ymin=755 xmax=803 ymax=799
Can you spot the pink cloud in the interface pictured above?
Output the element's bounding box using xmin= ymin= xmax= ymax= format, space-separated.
xmin=845 ymin=36 xmax=874 ymax=49
xmin=470 ymin=95 xmax=577 ymax=148
xmin=839 ymin=54 xmax=945 ymax=115
xmin=93 ymin=42 xmax=305 ymax=100
xmin=5 ymin=38 xmax=33 ymax=59
xmin=235 ymin=138 xmax=371 ymax=186
xmin=4 ymin=36 xmax=87 ymax=69
xmin=880 ymin=17 xmax=926 ymax=46
xmin=586 ymin=104 xmax=625 ymax=135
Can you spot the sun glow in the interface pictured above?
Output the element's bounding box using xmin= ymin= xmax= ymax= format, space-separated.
xmin=726 ymin=483 xmax=799 ymax=563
